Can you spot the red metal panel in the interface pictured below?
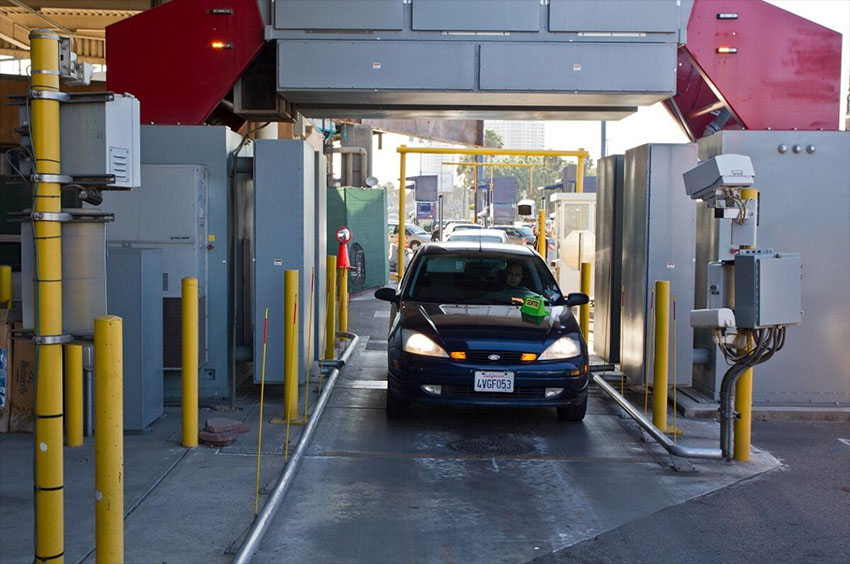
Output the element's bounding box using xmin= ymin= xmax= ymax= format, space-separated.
xmin=106 ymin=0 xmax=264 ymax=127
xmin=667 ymin=0 xmax=842 ymax=140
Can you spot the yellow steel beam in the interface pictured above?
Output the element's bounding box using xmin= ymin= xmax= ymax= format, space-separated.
xmin=398 ymin=147 xmax=589 ymax=158
xmin=441 ymin=161 xmax=537 ymax=168
xmin=182 ymin=277 xmax=198 ymax=448
xmin=397 ymin=149 xmax=407 ymax=277
xmin=652 ymin=280 xmax=670 ymax=432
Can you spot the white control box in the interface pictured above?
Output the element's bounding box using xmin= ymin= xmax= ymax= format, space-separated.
xmin=59 ymin=93 xmax=141 ymax=188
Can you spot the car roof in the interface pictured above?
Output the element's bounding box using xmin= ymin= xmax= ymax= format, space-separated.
xmin=420 ymin=241 xmax=536 ymax=256
xmin=449 ymin=228 xmax=506 ymax=236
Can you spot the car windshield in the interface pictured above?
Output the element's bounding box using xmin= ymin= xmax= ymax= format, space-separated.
xmin=514 ymin=226 xmax=534 ymax=237
xmin=405 ymin=251 xmax=563 ymax=305
xmin=449 ymin=234 xmax=504 ymax=243
xmin=452 ymin=224 xmax=480 ymax=231
xmin=407 ymin=224 xmax=427 ymax=235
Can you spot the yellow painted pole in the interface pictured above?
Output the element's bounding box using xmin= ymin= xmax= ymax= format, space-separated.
xmin=580 ymin=263 xmax=591 ymax=338
xmin=537 ymin=210 xmax=546 ymax=256
xmin=64 ymin=345 xmax=83 ymax=447
xmin=338 ymin=267 xmax=348 ymax=333
xmin=284 ymin=270 xmax=299 ymax=421
xmin=30 ymin=29 xmax=64 ymax=564
xmin=472 ymin=162 xmax=479 ymax=223
xmin=576 ymin=154 xmax=585 ymax=194
xmin=324 ymin=256 xmax=337 ymax=360
xmin=652 ymin=280 xmax=670 ymax=432
xmin=734 ymin=187 xmax=759 ymax=462
xmin=94 ymin=315 xmax=123 ymax=564
xmin=0 ymin=265 xmax=11 ymax=308
xmin=397 ymin=148 xmax=407 ymax=277
xmin=181 ymin=277 xmax=198 ymax=448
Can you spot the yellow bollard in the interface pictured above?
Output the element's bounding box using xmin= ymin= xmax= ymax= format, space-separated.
xmin=397 ymin=148 xmax=408 ymax=277
xmin=181 ymin=277 xmax=198 ymax=448
xmin=652 ymin=280 xmax=671 ymax=432
xmin=30 ymin=29 xmax=65 ymax=563
xmin=94 ymin=315 xmax=124 ymax=564
xmin=324 ymin=256 xmax=337 ymax=360
xmin=537 ymin=210 xmax=546 ymax=257
xmin=0 ymin=265 xmax=11 ymax=308
xmin=580 ymin=263 xmax=591 ymax=338
xmin=338 ymin=267 xmax=348 ymax=333
xmin=734 ymin=187 xmax=759 ymax=462
xmin=284 ymin=270 xmax=299 ymax=421
xmin=64 ymin=345 xmax=83 ymax=447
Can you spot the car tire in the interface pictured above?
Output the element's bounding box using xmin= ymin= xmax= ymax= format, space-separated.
xmin=556 ymin=396 xmax=587 ymax=422
xmin=386 ymin=383 xmax=411 ymax=419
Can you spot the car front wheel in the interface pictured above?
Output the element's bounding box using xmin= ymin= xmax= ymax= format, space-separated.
xmin=386 ymin=380 xmax=411 ymax=419
xmin=556 ymin=396 xmax=587 ymax=422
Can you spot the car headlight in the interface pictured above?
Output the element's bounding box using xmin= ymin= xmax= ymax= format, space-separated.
xmin=402 ymin=329 xmax=448 ymax=358
xmin=538 ymin=335 xmax=581 ymax=361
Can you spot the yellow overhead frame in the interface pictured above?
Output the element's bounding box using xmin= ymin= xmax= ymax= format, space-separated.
xmin=396 ymin=146 xmax=588 ymax=277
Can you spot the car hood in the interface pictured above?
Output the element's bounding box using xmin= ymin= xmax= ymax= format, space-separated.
xmin=400 ymin=301 xmax=581 ymax=352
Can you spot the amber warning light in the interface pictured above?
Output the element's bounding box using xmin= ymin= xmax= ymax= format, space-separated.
xmin=211 ymin=41 xmax=233 ymax=50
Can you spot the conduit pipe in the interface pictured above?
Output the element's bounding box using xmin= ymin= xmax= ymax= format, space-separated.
xmin=232 ymin=332 xmax=360 ymax=564
xmin=593 ymin=375 xmax=723 ymax=460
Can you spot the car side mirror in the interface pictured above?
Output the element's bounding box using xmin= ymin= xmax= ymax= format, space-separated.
xmin=566 ymin=292 xmax=589 ymax=307
xmin=374 ymin=287 xmax=399 ymax=302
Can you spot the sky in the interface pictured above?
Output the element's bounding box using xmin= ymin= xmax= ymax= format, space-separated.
xmin=370 ymin=0 xmax=849 ymax=186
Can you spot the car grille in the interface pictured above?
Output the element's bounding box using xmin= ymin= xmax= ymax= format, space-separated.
xmin=465 ymin=350 xmax=528 ymax=364
xmin=442 ymin=385 xmax=546 ymax=399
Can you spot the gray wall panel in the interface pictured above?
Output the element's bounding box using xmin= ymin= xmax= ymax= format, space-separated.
xmin=279 ymin=40 xmax=476 ymax=91
xmin=549 ymin=0 xmax=679 ymax=33
xmin=413 ymin=0 xmax=540 ymax=31
xmin=254 ymin=140 xmax=315 ymax=384
xmin=479 ymin=43 xmax=675 ymax=92
xmin=140 ymin=126 xmax=242 ymax=402
xmin=275 ymin=0 xmax=403 ymax=30
xmin=621 ymin=144 xmax=697 ymax=388
xmin=697 ymin=131 xmax=850 ymax=405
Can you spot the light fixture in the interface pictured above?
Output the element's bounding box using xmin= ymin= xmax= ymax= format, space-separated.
xmin=716 ymin=47 xmax=738 ymax=54
xmin=450 ymin=351 xmax=467 ymax=360
xmin=211 ymin=41 xmax=233 ymax=50
xmin=520 ymin=353 xmax=538 ymax=362
xmin=422 ymin=384 xmax=442 ymax=396
xmin=545 ymin=388 xmax=564 ymax=398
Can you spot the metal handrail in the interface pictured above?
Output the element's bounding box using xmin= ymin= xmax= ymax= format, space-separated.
xmin=232 ymin=331 xmax=360 ymax=564
xmin=593 ymin=375 xmax=723 ymax=460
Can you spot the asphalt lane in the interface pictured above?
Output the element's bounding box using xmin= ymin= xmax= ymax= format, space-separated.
xmin=252 ymin=293 xmax=793 ymax=563
xmin=531 ymin=419 xmax=850 ymax=564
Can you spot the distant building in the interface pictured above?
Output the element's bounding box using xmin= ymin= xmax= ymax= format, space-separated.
xmin=484 ymin=121 xmax=545 ymax=150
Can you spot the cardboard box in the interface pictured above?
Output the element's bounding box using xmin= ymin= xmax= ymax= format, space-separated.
xmin=10 ymin=322 xmax=35 ymax=433
xmin=0 ymin=310 xmax=11 ymax=433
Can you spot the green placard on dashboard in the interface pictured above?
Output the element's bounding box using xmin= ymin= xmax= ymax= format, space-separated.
xmin=521 ymin=295 xmax=547 ymax=318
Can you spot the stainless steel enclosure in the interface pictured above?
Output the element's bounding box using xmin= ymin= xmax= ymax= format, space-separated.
xmin=621 ymin=144 xmax=697 ymax=387
xmin=594 ymin=155 xmax=625 ymax=363
xmin=696 ymin=131 xmax=850 ymax=405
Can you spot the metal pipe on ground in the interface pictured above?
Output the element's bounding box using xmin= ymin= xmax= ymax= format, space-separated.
xmin=232 ymin=332 xmax=360 ymax=564
xmin=593 ymin=375 xmax=723 ymax=460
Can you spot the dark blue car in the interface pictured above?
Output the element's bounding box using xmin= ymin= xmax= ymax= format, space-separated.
xmin=375 ymin=242 xmax=590 ymax=421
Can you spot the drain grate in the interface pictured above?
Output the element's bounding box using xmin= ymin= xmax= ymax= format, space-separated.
xmin=447 ymin=438 xmax=534 ymax=456
xmin=365 ymin=340 xmax=388 ymax=351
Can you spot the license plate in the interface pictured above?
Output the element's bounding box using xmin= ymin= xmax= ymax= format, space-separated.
xmin=474 ymin=371 xmax=515 ymax=393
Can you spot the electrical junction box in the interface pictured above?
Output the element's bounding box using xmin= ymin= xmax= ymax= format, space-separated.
xmin=734 ymin=250 xmax=802 ymax=329
xmin=59 ymin=93 xmax=140 ymax=188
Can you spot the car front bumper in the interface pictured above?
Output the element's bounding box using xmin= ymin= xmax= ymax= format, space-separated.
xmin=388 ymin=352 xmax=588 ymax=407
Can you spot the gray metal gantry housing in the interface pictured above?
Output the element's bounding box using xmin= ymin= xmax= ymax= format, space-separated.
xmin=261 ymin=0 xmax=693 ymax=119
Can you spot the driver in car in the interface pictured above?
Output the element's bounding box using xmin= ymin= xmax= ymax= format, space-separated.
xmin=504 ymin=261 xmax=524 ymax=289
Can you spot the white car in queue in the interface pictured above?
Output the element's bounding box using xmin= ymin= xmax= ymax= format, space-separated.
xmin=447 ymin=229 xmax=510 ymax=244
